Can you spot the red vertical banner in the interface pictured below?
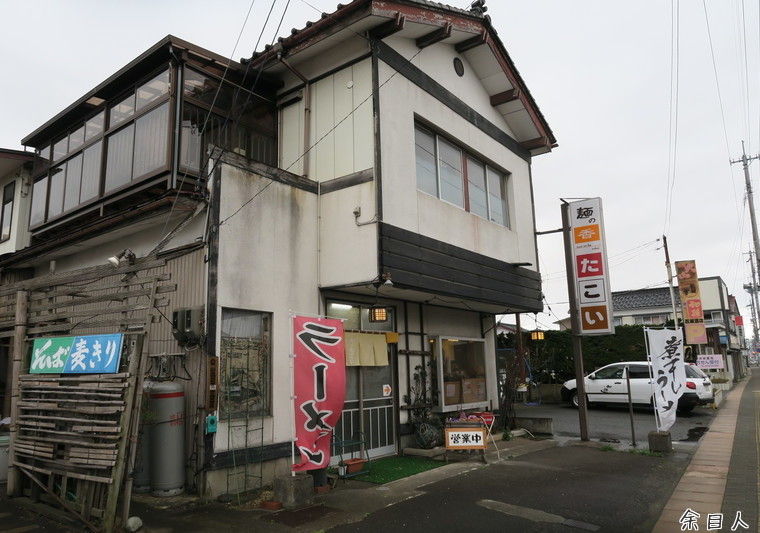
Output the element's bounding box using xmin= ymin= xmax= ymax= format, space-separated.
xmin=292 ymin=316 xmax=346 ymax=472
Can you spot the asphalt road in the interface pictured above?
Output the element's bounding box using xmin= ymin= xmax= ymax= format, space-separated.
xmin=514 ymin=401 xmax=716 ymax=445
xmin=331 ymin=444 xmax=690 ymax=533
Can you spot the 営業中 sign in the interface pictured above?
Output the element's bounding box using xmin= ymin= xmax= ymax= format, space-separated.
xmin=444 ymin=428 xmax=486 ymax=450
xmin=30 ymin=334 xmax=124 ymax=374
xmin=566 ymin=198 xmax=614 ymax=335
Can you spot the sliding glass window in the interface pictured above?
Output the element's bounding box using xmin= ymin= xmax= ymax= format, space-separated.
xmin=63 ymin=154 xmax=83 ymax=212
xmin=414 ymin=123 xmax=511 ymax=228
xmin=30 ymin=177 xmax=47 ymax=227
xmin=1 ymin=182 xmax=14 ymax=241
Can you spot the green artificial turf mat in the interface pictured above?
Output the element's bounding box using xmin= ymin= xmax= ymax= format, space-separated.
xmin=353 ymin=455 xmax=445 ymax=484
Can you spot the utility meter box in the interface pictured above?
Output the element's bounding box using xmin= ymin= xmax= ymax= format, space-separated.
xmin=172 ymin=307 xmax=204 ymax=337
xmin=205 ymin=414 xmax=218 ymax=435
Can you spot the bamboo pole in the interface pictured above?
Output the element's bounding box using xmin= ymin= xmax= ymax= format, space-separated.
xmin=7 ymin=290 xmax=28 ymax=497
xmin=103 ymin=334 xmax=144 ymax=533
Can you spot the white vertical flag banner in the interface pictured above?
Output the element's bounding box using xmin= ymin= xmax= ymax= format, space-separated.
xmin=645 ymin=328 xmax=686 ymax=431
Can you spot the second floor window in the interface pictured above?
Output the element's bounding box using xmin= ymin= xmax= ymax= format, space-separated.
xmin=30 ymin=67 xmax=171 ymax=229
xmin=0 ymin=182 xmax=14 ymax=241
xmin=414 ymin=124 xmax=509 ymax=227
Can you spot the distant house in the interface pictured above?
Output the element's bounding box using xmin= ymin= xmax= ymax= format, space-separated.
xmin=555 ymin=278 xmax=746 ymax=381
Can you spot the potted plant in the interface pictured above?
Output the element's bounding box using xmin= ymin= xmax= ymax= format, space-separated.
xmin=403 ymin=364 xmax=443 ymax=449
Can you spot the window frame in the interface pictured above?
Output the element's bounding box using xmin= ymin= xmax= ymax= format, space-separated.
xmin=0 ymin=181 xmax=15 ymax=243
xmin=219 ymin=307 xmax=273 ymax=419
xmin=29 ymin=64 xmax=174 ymax=230
xmin=414 ymin=122 xmax=511 ymax=227
xmin=180 ymin=65 xmax=277 ymax=174
xmin=432 ymin=335 xmax=489 ymax=413
xmin=626 ymin=365 xmax=651 ymax=380
xmin=593 ymin=365 xmax=624 ymax=379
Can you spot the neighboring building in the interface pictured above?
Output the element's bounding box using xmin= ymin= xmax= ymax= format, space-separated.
xmin=556 ymin=278 xmax=747 ymax=381
xmin=0 ymin=148 xmax=35 ymax=412
xmin=1 ymin=0 xmax=555 ymax=498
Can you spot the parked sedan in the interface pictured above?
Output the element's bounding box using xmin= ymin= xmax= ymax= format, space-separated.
xmin=561 ymin=361 xmax=707 ymax=413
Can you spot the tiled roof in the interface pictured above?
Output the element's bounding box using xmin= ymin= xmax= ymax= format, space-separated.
xmin=405 ymin=0 xmax=483 ymax=17
xmin=612 ymin=287 xmax=678 ymax=311
xmin=248 ymin=0 xmax=484 ymax=60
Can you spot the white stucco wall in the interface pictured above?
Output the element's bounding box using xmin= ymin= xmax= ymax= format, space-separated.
xmin=215 ymin=163 xmax=320 ymax=450
xmin=377 ymin=56 xmax=537 ymax=270
xmin=384 ymin=36 xmax=517 ymax=138
xmin=32 ymin=212 xmax=206 ymax=274
xmin=318 ymin=182 xmax=378 ymax=287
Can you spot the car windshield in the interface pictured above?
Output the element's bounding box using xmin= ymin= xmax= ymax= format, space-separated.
xmin=685 ymin=365 xmax=707 ymax=379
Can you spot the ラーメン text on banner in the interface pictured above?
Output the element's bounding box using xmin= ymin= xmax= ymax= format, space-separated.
xmin=291 ymin=316 xmax=346 ymax=472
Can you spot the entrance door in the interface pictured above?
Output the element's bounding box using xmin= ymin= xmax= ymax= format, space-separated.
xmin=334 ymin=364 xmax=396 ymax=460
xmin=326 ymin=301 xmax=397 ymax=462
xmin=586 ymin=363 xmax=627 ymax=403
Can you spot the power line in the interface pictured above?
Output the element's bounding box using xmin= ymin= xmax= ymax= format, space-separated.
xmin=739 ymin=0 xmax=752 ymax=148
xmin=219 ymin=45 xmax=426 ymax=227
xmin=160 ymin=0 xmax=264 ymax=238
xmin=202 ymin=0 xmax=292 ymax=194
xmin=701 ymin=0 xmax=744 ymax=232
xmin=664 ymin=0 xmax=681 ymax=235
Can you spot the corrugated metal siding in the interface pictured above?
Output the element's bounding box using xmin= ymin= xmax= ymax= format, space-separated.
xmin=0 ymin=246 xmax=208 ymax=491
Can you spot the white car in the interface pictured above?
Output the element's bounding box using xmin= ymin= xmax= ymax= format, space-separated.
xmin=561 ymin=361 xmax=712 ymax=413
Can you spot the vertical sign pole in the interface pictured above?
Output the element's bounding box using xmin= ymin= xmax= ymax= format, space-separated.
xmin=290 ymin=314 xmax=296 ymax=477
xmin=561 ymin=202 xmax=589 ymax=441
xmin=626 ymin=364 xmax=636 ymax=447
xmin=515 ymin=313 xmax=525 ymax=383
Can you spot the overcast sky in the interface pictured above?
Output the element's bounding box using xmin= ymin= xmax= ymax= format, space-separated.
xmin=1 ymin=0 xmax=758 ymax=333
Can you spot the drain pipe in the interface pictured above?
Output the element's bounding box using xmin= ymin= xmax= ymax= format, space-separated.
xmin=278 ymin=54 xmax=311 ymax=178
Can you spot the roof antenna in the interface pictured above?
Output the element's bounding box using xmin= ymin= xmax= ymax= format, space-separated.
xmin=469 ymin=0 xmax=487 ymax=15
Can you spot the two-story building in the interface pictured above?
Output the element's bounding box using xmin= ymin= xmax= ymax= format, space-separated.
xmin=0 ymin=0 xmax=555 ymax=499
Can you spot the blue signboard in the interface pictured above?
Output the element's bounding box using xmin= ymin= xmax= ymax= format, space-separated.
xmin=30 ymin=334 xmax=124 ymax=374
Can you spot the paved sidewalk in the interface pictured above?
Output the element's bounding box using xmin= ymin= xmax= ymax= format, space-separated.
xmin=653 ymin=372 xmax=754 ymax=532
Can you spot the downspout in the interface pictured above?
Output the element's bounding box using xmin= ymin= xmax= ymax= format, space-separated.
xmin=278 ymin=55 xmax=311 ymax=179
xmin=170 ymin=47 xmax=184 ymax=189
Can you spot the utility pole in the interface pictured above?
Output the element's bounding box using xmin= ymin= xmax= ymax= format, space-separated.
xmin=731 ymin=141 xmax=760 ymax=280
xmin=745 ymin=251 xmax=760 ymax=353
xmin=662 ymin=235 xmax=680 ymax=327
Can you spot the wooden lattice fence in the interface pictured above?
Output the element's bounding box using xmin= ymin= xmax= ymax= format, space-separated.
xmin=0 ymin=255 xmax=179 ymax=532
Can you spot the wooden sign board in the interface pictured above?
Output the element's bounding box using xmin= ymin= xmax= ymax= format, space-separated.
xmin=445 ymin=427 xmax=486 ymax=450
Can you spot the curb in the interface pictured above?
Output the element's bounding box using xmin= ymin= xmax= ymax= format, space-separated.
xmin=651 ymin=377 xmax=749 ymax=532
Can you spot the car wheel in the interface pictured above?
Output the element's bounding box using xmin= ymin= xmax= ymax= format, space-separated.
xmin=570 ymin=390 xmax=579 ymax=408
xmin=677 ymin=404 xmax=695 ymax=414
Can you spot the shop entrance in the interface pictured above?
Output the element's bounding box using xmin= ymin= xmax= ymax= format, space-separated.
xmin=326 ymin=300 xmax=396 ymax=459
xmin=336 ymin=365 xmax=395 ymax=458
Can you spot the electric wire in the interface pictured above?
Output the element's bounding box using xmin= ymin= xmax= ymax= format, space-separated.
xmin=702 ymin=0 xmax=744 ymax=228
xmin=196 ymin=0 xmax=292 ymax=188
xmin=219 ymin=45 xmax=426 ymax=227
xmin=740 ymin=0 xmax=752 ymax=147
xmin=160 ymin=0 xmax=263 ymax=238
xmin=664 ymin=0 xmax=681 ymax=235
